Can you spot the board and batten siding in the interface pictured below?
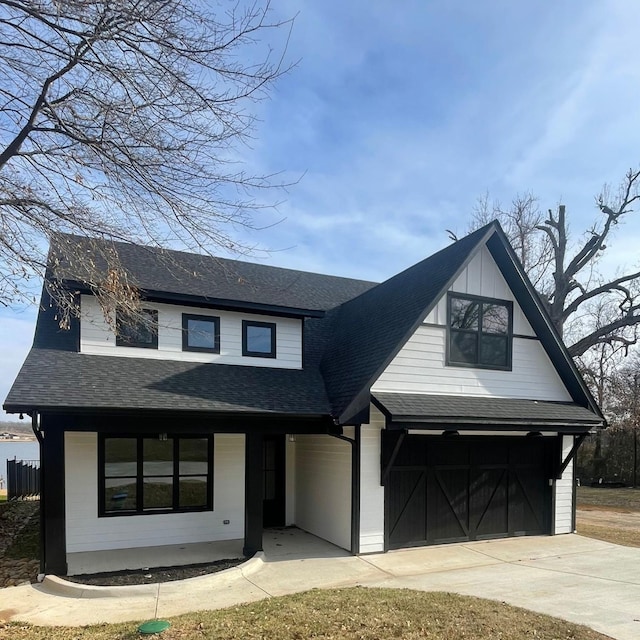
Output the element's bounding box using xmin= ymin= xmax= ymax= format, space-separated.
xmin=373 ymin=243 xmax=571 ymax=402
xmin=64 ymin=432 xmax=245 ymax=556
xmin=359 ymin=405 xmax=385 ymax=553
xmin=293 ymin=432 xmax=352 ymax=551
xmin=424 ymin=244 xmax=535 ymax=335
xmin=80 ymin=295 xmax=302 ymax=368
xmin=554 ymin=435 xmax=575 ymax=534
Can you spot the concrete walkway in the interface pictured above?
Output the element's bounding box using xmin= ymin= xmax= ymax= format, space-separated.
xmin=1 ymin=531 xmax=639 ymax=640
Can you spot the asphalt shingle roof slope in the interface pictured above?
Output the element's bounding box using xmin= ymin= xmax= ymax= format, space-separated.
xmin=372 ymin=392 xmax=602 ymax=428
xmin=5 ymin=238 xmax=374 ymax=416
xmin=321 ymin=224 xmax=496 ymax=423
xmin=49 ymin=234 xmax=376 ymax=312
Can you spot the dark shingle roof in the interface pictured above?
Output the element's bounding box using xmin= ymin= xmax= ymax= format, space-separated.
xmin=50 ymin=234 xmax=376 ymax=313
xmin=4 ymin=349 xmax=331 ymax=415
xmin=4 ymin=223 xmax=602 ymax=424
xmin=373 ymin=392 xmax=603 ymax=428
xmin=321 ymin=224 xmax=494 ymax=422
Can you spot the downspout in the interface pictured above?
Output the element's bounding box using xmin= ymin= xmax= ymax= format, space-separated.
xmin=330 ymin=425 xmax=361 ymax=555
xmin=31 ymin=411 xmax=45 ymax=576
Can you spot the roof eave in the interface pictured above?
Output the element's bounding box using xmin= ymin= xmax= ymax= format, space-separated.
xmin=62 ymin=280 xmax=326 ymax=318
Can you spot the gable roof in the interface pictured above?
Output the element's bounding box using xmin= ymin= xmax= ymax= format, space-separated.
xmin=320 ymin=224 xmax=497 ymax=423
xmin=4 ymin=223 xmax=603 ymax=427
xmin=49 ymin=234 xmax=376 ymax=316
xmin=320 ymin=221 xmax=602 ymax=424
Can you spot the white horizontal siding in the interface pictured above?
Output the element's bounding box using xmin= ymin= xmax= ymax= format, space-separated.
xmin=373 ymin=325 xmax=572 ymax=401
xmin=64 ymin=432 xmax=245 ymax=553
xmin=80 ymin=295 xmax=302 ymax=368
xmin=294 ymin=433 xmax=351 ymax=551
xmin=359 ymin=406 xmax=385 ymax=553
xmin=424 ymin=245 xmax=535 ymax=336
xmin=555 ymin=435 xmax=575 ymax=534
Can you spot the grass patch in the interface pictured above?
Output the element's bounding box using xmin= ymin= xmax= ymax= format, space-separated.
xmin=1 ymin=588 xmax=611 ymax=639
xmin=576 ymin=486 xmax=640 ymax=511
xmin=577 ymin=521 xmax=640 ymax=548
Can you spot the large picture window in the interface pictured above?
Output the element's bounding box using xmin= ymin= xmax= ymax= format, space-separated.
xmin=116 ymin=308 xmax=158 ymax=349
xmin=99 ymin=435 xmax=213 ymax=516
xmin=447 ymin=293 xmax=512 ymax=370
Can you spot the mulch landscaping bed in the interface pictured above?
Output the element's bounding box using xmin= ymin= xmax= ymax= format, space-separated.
xmin=64 ymin=557 xmax=247 ymax=586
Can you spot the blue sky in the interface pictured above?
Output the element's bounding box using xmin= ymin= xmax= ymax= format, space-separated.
xmin=2 ymin=0 xmax=640 ymax=419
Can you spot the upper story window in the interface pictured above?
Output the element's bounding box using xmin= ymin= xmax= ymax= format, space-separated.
xmin=447 ymin=293 xmax=512 ymax=370
xmin=182 ymin=314 xmax=220 ymax=353
xmin=242 ymin=320 xmax=276 ymax=358
xmin=116 ymin=308 xmax=158 ymax=349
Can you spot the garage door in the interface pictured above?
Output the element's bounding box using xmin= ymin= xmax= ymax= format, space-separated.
xmin=385 ymin=435 xmax=554 ymax=549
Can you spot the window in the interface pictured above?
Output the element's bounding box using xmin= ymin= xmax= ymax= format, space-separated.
xmin=100 ymin=435 xmax=213 ymax=516
xmin=116 ymin=308 xmax=158 ymax=349
xmin=242 ymin=320 xmax=276 ymax=358
xmin=182 ymin=314 xmax=220 ymax=353
xmin=447 ymin=293 xmax=512 ymax=370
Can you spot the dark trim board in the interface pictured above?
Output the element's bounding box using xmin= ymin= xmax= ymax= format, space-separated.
xmin=34 ymin=411 xmax=336 ymax=435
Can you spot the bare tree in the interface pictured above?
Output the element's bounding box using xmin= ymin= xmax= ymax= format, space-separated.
xmin=0 ymin=0 xmax=292 ymax=323
xmin=471 ymin=168 xmax=640 ymax=359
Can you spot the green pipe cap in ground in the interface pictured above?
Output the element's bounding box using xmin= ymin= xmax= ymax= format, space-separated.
xmin=138 ymin=620 xmax=171 ymax=634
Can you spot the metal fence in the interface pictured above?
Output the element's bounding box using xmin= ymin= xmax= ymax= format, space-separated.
xmin=6 ymin=458 xmax=40 ymax=500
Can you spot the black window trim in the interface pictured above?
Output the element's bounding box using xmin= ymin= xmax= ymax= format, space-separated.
xmin=182 ymin=313 xmax=221 ymax=353
xmin=115 ymin=308 xmax=159 ymax=349
xmin=446 ymin=292 xmax=513 ymax=371
xmin=98 ymin=434 xmax=214 ymax=517
xmin=242 ymin=319 xmax=277 ymax=358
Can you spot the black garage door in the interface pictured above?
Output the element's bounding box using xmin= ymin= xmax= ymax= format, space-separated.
xmin=385 ymin=435 xmax=554 ymax=549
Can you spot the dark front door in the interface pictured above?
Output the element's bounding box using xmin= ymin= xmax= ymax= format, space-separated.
xmin=263 ymin=435 xmax=286 ymax=527
xmin=386 ymin=435 xmax=553 ymax=549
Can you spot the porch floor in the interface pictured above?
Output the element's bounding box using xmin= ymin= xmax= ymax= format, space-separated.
xmin=67 ymin=538 xmax=244 ymax=576
xmin=66 ymin=527 xmax=348 ymax=575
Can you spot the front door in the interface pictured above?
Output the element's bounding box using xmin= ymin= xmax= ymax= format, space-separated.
xmin=263 ymin=435 xmax=286 ymax=527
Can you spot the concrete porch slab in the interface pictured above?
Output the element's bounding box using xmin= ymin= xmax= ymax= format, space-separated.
xmin=67 ymin=538 xmax=244 ymax=575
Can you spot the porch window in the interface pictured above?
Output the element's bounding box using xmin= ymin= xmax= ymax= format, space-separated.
xmin=182 ymin=313 xmax=220 ymax=353
xmin=99 ymin=435 xmax=213 ymax=516
xmin=242 ymin=320 xmax=276 ymax=358
xmin=115 ymin=308 xmax=158 ymax=349
xmin=447 ymin=293 xmax=513 ymax=370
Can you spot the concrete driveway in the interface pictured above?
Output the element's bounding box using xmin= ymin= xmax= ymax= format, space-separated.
xmin=1 ymin=532 xmax=639 ymax=640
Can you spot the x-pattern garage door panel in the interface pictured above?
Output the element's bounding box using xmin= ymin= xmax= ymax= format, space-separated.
xmin=386 ymin=436 xmax=553 ymax=549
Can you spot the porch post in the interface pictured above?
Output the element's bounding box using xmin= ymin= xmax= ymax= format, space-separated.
xmin=243 ymin=432 xmax=264 ymax=556
xmin=40 ymin=416 xmax=67 ymax=575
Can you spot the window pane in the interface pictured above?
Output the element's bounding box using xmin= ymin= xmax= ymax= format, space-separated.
xmin=105 ymin=438 xmax=137 ymax=477
xmin=482 ymin=303 xmax=509 ymax=334
xmin=179 ymin=439 xmax=208 ymax=475
xmin=450 ymin=330 xmax=478 ymax=364
xmin=143 ymin=438 xmax=173 ymax=476
xmin=187 ymin=318 xmax=217 ymax=349
xmin=450 ymin=298 xmax=479 ymax=330
xmin=480 ymin=335 xmax=508 ymax=367
xmin=179 ymin=476 xmax=208 ymax=508
xmin=246 ymin=324 xmax=272 ymax=353
xmin=105 ymin=478 xmax=137 ymax=512
xmin=143 ymin=477 xmax=173 ymax=510
xmin=119 ymin=309 xmax=157 ymax=345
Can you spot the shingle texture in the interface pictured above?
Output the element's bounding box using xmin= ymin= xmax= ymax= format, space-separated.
xmin=50 ymin=234 xmax=376 ymax=312
xmin=5 ymin=349 xmax=331 ymax=414
xmin=321 ymin=225 xmax=493 ymax=420
xmin=4 ymin=225 xmax=602 ymax=424
xmin=373 ymin=392 xmax=602 ymax=426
